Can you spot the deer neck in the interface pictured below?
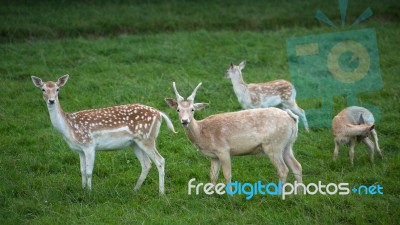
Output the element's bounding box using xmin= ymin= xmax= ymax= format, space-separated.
xmin=47 ymin=99 xmax=72 ymax=139
xmin=231 ymin=73 xmax=248 ymax=94
xmin=184 ymin=119 xmax=202 ymax=147
xmin=231 ymin=73 xmax=250 ymax=106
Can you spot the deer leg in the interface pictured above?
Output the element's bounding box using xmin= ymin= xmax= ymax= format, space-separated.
xmin=83 ymin=148 xmax=95 ymax=190
xmin=133 ymin=145 xmax=152 ymax=191
xmin=362 ymin=137 xmax=375 ymax=163
xmin=283 ymin=100 xmax=309 ymax=132
xmin=349 ymin=138 xmax=356 ymax=166
xmin=264 ymin=144 xmax=289 ymax=183
xmin=333 ymin=139 xmax=340 ymax=161
xmin=210 ymin=158 xmax=221 ymax=186
xmin=136 ymin=141 xmax=165 ymax=194
xmin=371 ymin=129 xmax=383 ymax=159
xmin=283 ymin=146 xmax=303 ymax=194
xmin=78 ymin=152 xmax=87 ymax=189
xmin=283 ymin=146 xmax=302 ymax=184
xmin=218 ymin=153 xmax=232 ymax=185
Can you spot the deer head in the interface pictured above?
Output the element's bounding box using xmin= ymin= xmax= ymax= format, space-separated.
xmin=31 ymin=75 xmax=69 ymax=107
xmin=225 ymin=61 xmax=246 ymax=79
xmin=165 ymin=82 xmax=208 ymax=127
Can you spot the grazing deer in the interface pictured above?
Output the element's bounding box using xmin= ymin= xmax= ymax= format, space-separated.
xmin=165 ymin=82 xmax=302 ymax=186
xmin=31 ymin=75 xmax=176 ymax=194
xmin=225 ymin=61 xmax=309 ymax=131
xmin=332 ymin=106 xmax=382 ymax=165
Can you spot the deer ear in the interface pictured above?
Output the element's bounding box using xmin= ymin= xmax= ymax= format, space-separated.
xmin=194 ymin=103 xmax=208 ymax=110
xmin=57 ymin=74 xmax=69 ymax=87
xmin=165 ymin=98 xmax=178 ymax=109
xmin=239 ymin=61 xmax=246 ymax=70
xmin=31 ymin=76 xmax=43 ymax=88
xmin=369 ymin=124 xmax=375 ymax=131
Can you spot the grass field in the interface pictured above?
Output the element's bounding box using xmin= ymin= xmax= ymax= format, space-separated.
xmin=1 ymin=0 xmax=400 ymax=224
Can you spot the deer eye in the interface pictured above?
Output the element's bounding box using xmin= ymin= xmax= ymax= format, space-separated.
xmin=176 ymin=109 xmax=180 ymax=112
xmin=191 ymin=108 xmax=195 ymax=112
xmin=41 ymin=89 xmax=45 ymax=92
xmin=56 ymin=88 xmax=59 ymax=92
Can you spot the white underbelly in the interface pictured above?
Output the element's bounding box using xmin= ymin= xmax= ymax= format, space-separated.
xmin=260 ymin=95 xmax=281 ymax=108
xmin=92 ymin=127 xmax=134 ymax=150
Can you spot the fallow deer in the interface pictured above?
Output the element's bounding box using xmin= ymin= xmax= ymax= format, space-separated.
xmin=165 ymin=82 xmax=303 ymax=186
xmin=225 ymin=61 xmax=309 ymax=131
xmin=332 ymin=106 xmax=382 ymax=165
xmin=31 ymin=75 xmax=176 ymax=194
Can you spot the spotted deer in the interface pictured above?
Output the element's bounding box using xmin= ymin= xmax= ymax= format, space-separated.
xmin=332 ymin=106 xmax=382 ymax=165
xmin=165 ymin=82 xmax=302 ymax=187
xmin=31 ymin=75 xmax=176 ymax=194
xmin=225 ymin=61 xmax=309 ymax=131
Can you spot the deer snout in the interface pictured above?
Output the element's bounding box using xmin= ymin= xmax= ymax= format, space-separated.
xmin=48 ymin=99 xmax=55 ymax=105
xmin=181 ymin=119 xmax=190 ymax=126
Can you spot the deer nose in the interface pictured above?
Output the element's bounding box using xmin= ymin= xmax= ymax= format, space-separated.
xmin=181 ymin=119 xmax=189 ymax=126
xmin=48 ymin=99 xmax=55 ymax=105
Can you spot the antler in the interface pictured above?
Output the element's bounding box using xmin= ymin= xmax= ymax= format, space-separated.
xmin=187 ymin=83 xmax=202 ymax=102
xmin=172 ymin=82 xmax=184 ymax=102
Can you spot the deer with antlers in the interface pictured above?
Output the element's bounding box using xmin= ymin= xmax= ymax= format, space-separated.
xmin=226 ymin=61 xmax=309 ymax=131
xmin=31 ymin=75 xmax=176 ymax=194
xmin=165 ymin=82 xmax=303 ymax=186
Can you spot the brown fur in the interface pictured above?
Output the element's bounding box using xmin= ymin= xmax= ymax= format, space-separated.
xmin=226 ymin=61 xmax=309 ymax=131
xmin=166 ymin=82 xmax=303 ymax=187
xmin=332 ymin=106 xmax=382 ymax=165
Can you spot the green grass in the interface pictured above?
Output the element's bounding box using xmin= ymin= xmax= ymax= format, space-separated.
xmin=1 ymin=1 xmax=400 ymax=224
xmin=1 ymin=0 xmax=399 ymax=43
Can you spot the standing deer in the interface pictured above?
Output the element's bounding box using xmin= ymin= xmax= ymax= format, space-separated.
xmin=332 ymin=106 xmax=382 ymax=165
xmin=31 ymin=75 xmax=176 ymax=194
xmin=165 ymin=82 xmax=302 ymax=186
xmin=225 ymin=61 xmax=309 ymax=131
